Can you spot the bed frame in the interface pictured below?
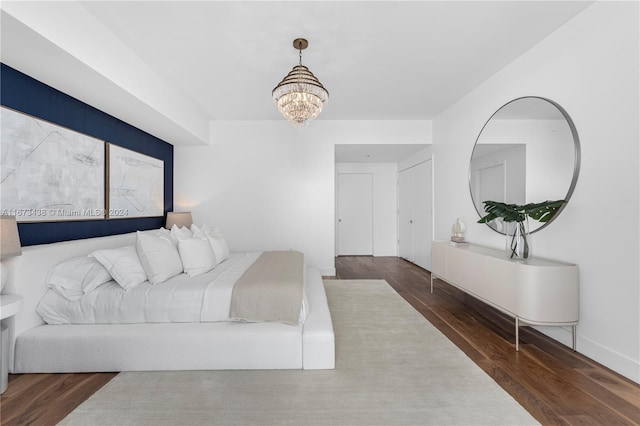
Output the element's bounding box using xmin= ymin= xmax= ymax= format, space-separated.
xmin=4 ymin=232 xmax=335 ymax=373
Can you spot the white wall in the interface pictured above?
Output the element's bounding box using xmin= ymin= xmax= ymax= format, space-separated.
xmin=335 ymin=163 xmax=398 ymax=257
xmin=433 ymin=2 xmax=639 ymax=382
xmin=174 ymin=120 xmax=431 ymax=276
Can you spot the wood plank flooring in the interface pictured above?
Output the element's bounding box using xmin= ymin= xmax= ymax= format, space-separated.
xmin=0 ymin=373 xmax=116 ymax=425
xmin=1 ymin=256 xmax=638 ymax=425
xmin=335 ymin=256 xmax=640 ymax=425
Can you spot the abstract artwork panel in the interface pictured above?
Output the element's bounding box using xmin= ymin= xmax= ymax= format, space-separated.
xmin=108 ymin=144 xmax=164 ymax=218
xmin=0 ymin=106 xmax=105 ymax=222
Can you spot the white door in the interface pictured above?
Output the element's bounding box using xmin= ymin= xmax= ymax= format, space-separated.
xmin=412 ymin=160 xmax=432 ymax=270
xmin=398 ymin=160 xmax=433 ymax=270
xmin=398 ymin=168 xmax=413 ymax=261
xmin=337 ymin=173 xmax=373 ymax=255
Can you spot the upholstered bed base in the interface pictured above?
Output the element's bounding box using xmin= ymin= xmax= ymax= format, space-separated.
xmin=5 ymin=233 xmax=334 ymax=373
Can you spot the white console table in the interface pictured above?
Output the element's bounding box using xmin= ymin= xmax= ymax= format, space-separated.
xmin=431 ymin=241 xmax=578 ymax=351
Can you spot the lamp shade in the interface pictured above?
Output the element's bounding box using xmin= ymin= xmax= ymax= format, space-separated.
xmin=165 ymin=212 xmax=193 ymax=229
xmin=0 ymin=216 xmax=22 ymax=259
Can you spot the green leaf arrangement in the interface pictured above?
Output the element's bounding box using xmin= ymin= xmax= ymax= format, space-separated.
xmin=478 ymin=200 xmax=567 ymax=259
xmin=477 ymin=200 xmax=567 ymax=224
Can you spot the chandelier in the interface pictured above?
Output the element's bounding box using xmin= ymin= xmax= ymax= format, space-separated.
xmin=272 ymin=38 xmax=329 ymax=126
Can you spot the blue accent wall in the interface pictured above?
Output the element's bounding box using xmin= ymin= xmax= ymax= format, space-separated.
xmin=1 ymin=64 xmax=173 ymax=246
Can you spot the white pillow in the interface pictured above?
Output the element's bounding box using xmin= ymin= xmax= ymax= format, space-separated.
xmin=206 ymin=233 xmax=230 ymax=265
xmin=170 ymin=224 xmax=192 ymax=243
xmin=136 ymin=231 xmax=184 ymax=284
xmin=193 ymin=225 xmax=230 ymax=265
xmin=178 ymin=237 xmax=217 ymax=277
xmin=45 ymin=256 xmax=113 ymax=301
xmin=198 ymin=223 xmax=214 ymax=235
xmin=90 ymin=246 xmax=148 ymax=290
xmin=139 ymin=227 xmax=177 ymax=246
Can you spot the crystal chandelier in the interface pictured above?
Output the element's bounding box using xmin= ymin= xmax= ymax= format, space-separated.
xmin=272 ymin=38 xmax=329 ymax=126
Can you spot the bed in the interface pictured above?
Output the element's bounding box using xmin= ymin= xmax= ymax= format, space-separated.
xmin=4 ymin=229 xmax=335 ymax=373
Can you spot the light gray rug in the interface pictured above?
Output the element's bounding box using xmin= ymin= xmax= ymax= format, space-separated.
xmin=60 ymin=280 xmax=539 ymax=426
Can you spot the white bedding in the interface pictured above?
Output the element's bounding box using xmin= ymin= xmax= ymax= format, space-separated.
xmin=37 ymin=252 xmax=308 ymax=325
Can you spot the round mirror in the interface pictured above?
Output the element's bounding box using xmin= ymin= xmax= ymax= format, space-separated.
xmin=469 ymin=96 xmax=580 ymax=234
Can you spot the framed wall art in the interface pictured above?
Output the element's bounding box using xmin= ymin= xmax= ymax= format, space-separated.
xmin=107 ymin=143 xmax=164 ymax=218
xmin=0 ymin=106 xmax=105 ymax=222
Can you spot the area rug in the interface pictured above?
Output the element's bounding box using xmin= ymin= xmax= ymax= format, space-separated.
xmin=60 ymin=280 xmax=539 ymax=425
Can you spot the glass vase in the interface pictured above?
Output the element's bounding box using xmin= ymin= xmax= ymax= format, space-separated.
xmin=506 ymin=219 xmax=530 ymax=260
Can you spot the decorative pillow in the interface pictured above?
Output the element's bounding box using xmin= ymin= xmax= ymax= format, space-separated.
xmin=90 ymin=246 xmax=148 ymax=290
xmin=170 ymin=224 xmax=193 ymax=243
xmin=178 ymin=237 xmax=217 ymax=277
xmin=45 ymin=256 xmax=113 ymax=301
xmin=193 ymin=225 xmax=230 ymax=265
xmin=136 ymin=231 xmax=184 ymax=284
xmin=139 ymin=227 xmax=177 ymax=247
xmin=206 ymin=233 xmax=230 ymax=266
xmin=198 ymin=223 xmax=214 ymax=235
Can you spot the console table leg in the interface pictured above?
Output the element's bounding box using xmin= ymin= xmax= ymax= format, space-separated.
xmin=430 ymin=274 xmax=434 ymax=294
xmin=515 ymin=317 xmax=520 ymax=351
xmin=572 ymin=325 xmax=577 ymax=352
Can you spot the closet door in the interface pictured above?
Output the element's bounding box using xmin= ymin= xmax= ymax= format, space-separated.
xmin=397 ymin=160 xmax=432 ymax=270
xmin=412 ymin=160 xmax=432 ymax=270
xmin=398 ymin=168 xmax=413 ymax=261
xmin=337 ymin=173 xmax=373 ymax=256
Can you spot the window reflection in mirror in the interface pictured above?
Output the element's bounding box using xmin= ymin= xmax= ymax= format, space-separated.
xmin=469 ymin=97 xmax=580 ymax=234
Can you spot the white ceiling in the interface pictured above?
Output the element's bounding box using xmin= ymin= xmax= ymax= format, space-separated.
xmin=1 ymin=1 xmax=593 ymax=147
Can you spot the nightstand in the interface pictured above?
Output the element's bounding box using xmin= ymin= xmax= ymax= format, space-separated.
xmin=1 ymin=294 xmax=23 ymax=394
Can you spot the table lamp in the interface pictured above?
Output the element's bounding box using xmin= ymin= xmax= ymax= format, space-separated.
xmin=1 ymin=216 xmax=22 ymax=292
xmin=165 ymin=212 xmax=193 ymax=229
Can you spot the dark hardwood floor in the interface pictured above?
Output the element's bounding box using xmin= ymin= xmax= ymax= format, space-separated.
xmin=335 ymin=256 xmax=640 ymax=425
xmin=0 ymin=372 xmax=116 ymax=425
xmin=2 ymin=256 xmax=638 ymax=425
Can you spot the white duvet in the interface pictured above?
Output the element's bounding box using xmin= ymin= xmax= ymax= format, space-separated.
xmin=37 ymin=252 xmax=308 ymax=325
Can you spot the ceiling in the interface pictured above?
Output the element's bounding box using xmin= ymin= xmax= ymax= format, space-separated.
xmin=1 ymin=1 xmax=593 ymax=146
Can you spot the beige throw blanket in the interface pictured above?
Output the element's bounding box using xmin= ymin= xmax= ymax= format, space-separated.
xmin=230 ymin=251 xmax=304 ymax=325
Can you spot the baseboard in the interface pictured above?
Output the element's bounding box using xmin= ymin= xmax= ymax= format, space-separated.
xmin=536 ymin=326 xmax=639 ymax=384
xmin=373 ymin=250 xmax=398 ymax=257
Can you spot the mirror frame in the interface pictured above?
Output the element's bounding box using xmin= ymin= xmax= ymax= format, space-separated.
xmin=469 ymin=96 xmax=581 ymax=234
